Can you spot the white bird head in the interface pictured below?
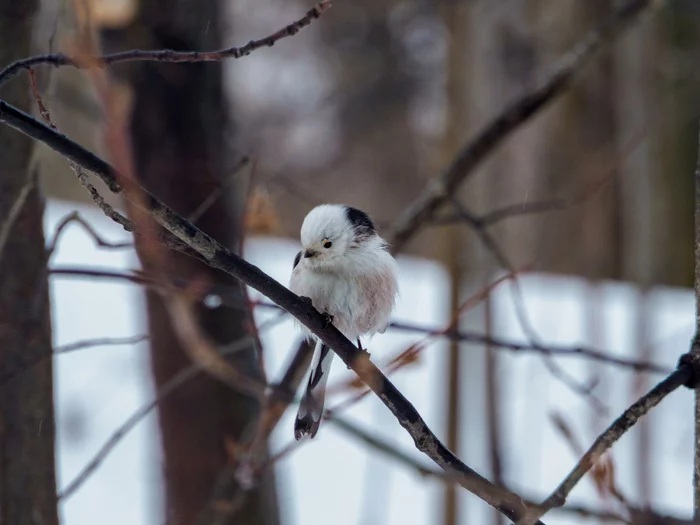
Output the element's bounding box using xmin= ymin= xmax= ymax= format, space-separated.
xmin=299 ymin=204 xmax=377 ymax=270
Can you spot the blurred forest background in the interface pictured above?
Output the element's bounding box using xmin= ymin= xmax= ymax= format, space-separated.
xmin=2 ymin=0 xmax=700 ymax=524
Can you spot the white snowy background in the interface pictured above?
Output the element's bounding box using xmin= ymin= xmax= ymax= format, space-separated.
xmin=47 ymin=199 xmax=695 ymax=525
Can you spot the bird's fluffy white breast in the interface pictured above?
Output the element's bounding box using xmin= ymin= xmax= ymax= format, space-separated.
xmin=289 ymin=237 xmax=397 ymax=341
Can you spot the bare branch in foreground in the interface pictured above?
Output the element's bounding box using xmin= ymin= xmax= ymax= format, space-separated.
xmin=0 ymin=2 xmax=331 ymax=88
xmin=27 ymin=70 xmax=199 ymax=261
xmin=520 ymin=361 xmax=697 ymax=525
xmin=194 ymin=340 xmax=314 ymax=525
xmin=386 ymin=0 xmax=659 ymax=253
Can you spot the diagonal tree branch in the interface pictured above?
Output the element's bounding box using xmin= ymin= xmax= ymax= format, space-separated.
xmin=0 ymin=1 xmax=331 ymax=88
xmin=386 ymin=0 xmax=659 ymax=253
xmin=0 ymin=96 xmax=542 ymax=525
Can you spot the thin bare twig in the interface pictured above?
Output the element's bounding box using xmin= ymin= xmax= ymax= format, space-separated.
xmin=237 ymin=159 xmax=267 ymax=379
xmin=49 ymin=266 xmax=158 ymax=287
xmin=521 ymin=364 xmax=695 ymax=525
xmin=430 ymin=174 xmax=604 ymax=229
xmin=188 ymin=156 xmax=251 ymax=225
xmin=0 ymin=332 xmax=148 ymax=388
xmin=448 ymin=198 xmax=515 ymax=272
xmin=49 ymin=267 xmax=254 ymax=314
xmin=0 ymin=171 xmax=35 ymax=268
xmin=0 ymin=70 xmax=41 ymax=265
xmin=54 ymin=335 xmax=148 ymax=354
xmin=485 ymin=296 xmax=505 ymax=518
xmin=447 ymin=198 xmax=609 ymax=413
xmin=388 ymin=322 xmax=671 ymax=373
xmin=28 ymin=66 xmax=197 ymax=260
xmin=73 ymin=171 xmax=134 ymax=232
xmin=0 ymin=2 xmax=332 ymax=88
xmin=386 ymin=0 xmax=659 ymax=252
xmin=328 ymin=414 xmax=446 ymax=480
xmin=435 ymin=126 xmax=642 ymax=229
xmin=48 ymin=211 xmax=133 ymax=253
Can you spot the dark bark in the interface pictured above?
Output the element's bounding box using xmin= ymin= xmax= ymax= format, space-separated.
xmin=0 ymin=1 xmax=59 ymax=524
xmin=106 ymin=1 xmax=278 ymax=523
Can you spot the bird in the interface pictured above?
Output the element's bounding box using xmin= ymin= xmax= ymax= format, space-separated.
xmin=289 ymin=204 xmax=398 ymax=440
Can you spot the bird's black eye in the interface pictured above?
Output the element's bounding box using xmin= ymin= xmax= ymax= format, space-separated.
xmin=323 ymin=240 xmax=332 ymax=249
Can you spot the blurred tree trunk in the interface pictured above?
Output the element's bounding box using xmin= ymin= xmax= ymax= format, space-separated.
xmin=438 ymin=3 xmax=471 ymax=525
xmin=531 ymin=0 xmax=620 ymax=279
xmin=104 ymin=1 xmax=279 ymax=524
xmin=615 ymin=2 xmax=700 ymax=504
xmin=466 ymin=4 xmax=539 ymax=525
xmin=0 ymin=1 xmax=59 ymax=524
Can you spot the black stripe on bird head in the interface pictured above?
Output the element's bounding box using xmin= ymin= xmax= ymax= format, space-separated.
xmin=344 ymin=206 xmax=376 ymax=241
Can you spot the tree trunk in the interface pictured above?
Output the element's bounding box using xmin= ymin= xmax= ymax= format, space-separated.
xmin=106 ymin=1 xmax=279 ymax=523
xmin=0 ymin=2 xmax=59 ymax=524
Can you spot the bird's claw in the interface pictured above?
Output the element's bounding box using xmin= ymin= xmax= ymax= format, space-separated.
xmin=322 ymin=312 xmax=334 ymax=328
xmin=299 ymin=296 xmax=313 ymax=307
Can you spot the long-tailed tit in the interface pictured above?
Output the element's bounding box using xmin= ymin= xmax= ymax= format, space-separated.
xmin=289 ymin=204 xmax=398 ymax=439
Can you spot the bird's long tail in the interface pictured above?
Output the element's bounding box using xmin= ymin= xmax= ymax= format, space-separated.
xmin=294 ymin=340 xmax=333 ymax=440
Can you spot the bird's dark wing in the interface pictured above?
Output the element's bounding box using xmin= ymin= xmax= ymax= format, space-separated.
xmin=293 ymin=250 xmax=302 ymax=269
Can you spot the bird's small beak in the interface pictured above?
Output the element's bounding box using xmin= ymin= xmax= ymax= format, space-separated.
xmin=304 ymin=249 xmax=316 ymax=259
